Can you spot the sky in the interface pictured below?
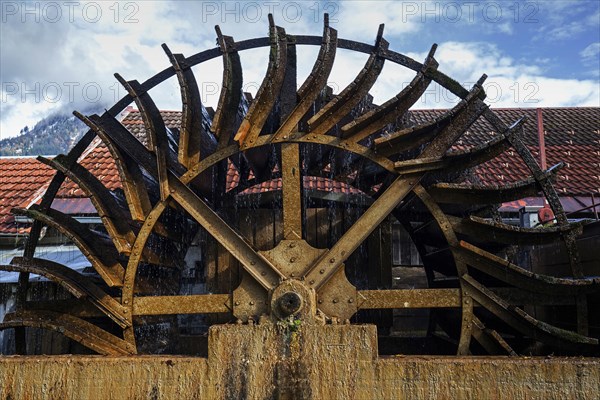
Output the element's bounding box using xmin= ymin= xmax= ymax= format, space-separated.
xmin=1 ymin=0 xmax=599 ymax=140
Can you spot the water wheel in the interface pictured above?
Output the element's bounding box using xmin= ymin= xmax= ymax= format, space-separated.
xmin=2 ymin=15 xmax=598 ymax=356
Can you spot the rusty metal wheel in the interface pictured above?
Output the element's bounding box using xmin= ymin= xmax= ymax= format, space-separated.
xmin=2 ymin=14 xmax=598 ymax=356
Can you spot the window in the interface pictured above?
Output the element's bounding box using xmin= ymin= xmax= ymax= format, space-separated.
xmin=392 ymin=223 xmax=422 ymax=266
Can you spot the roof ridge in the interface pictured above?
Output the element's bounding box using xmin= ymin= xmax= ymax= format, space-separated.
xmin=0 ymin=155 xmax=55 ymax=160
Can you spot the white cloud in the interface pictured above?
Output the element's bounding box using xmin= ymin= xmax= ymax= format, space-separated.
xmin=1 ymin=1 xmax=599 ymax=140
xmin=399 ymin=41 xmax=600 ymax=109
xmin=580 ymin=42 xmax=600 ymax=78
xmin=335 ymin=1 xmax=422 ymax=40
xmin=535 ymin=7 xmax=599 ymax=41
xmin=581 ymin=42 xmax=600 ymax=62
xmin=0 ymin=1 xmax=327 ymax=138
xmin=535 ymin=1 xmax=593 ymax=25
xmin=496 ymin=22 xmax=513 ymax=35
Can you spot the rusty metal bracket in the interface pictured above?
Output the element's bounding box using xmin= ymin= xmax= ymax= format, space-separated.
xmin=4 ymin=258 xmax=130 ymax=328
xmin=212 ymin=26 xmax=243 ymax=148
xmin=0 ymin=310 xmax=135 ymax=355
xmin=162 ymin=44 xmax=204 ymax=168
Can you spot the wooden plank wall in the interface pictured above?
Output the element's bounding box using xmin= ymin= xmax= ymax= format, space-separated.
xmin=203 ymin=206 xmax=394 ymax=331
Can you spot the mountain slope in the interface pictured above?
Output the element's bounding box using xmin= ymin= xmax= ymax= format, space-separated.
xmin=0 ymin=104 xmax=108 ymax=156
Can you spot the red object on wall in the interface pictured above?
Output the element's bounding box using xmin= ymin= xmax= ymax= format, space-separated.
xmin=538 ymin=206 xmax=555 ymax=224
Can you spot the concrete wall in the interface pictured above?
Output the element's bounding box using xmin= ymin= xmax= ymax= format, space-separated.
xmin=1 ymin=324 xmax=599 ymax=399
xmin=1 ymin=355 xmax=598 ymax=399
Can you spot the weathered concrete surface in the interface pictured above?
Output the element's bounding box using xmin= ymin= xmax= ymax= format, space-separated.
xmin=208 ymin=323 xmax=378 ymax=399
xmin=1 ymin=324 xmax=599 ymax=399
xmin=0 ymin=356 xmax=210 ymax=399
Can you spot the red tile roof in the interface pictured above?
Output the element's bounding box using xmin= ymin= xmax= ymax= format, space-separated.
xmin=102 ymin=107 xmax=598 ymax=196
xmin=56 ymin=110 xmax=183 ymax=198
xmin=405 ymin=107 xmax=599 ymax=194
xmin=464 ymin=108 xmax=598 ymax=195
xmin=0 ymin=157 xmax=55 ymax=235
xmin=87 ymin=107 xmax=600 ymax=197
xmin=239 ymin=176 xmax=362 ymax=195
xmin=120 ymin=110 xmax=182 ymax=147
xmin=57 ymin=137 xmax=120 ymax=198
xmin=1 ymin=106 xmax=598 ymax=235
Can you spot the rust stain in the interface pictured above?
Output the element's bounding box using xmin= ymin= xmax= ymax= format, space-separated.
xmin=1 ymin=325 xmax=599 ymax=400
